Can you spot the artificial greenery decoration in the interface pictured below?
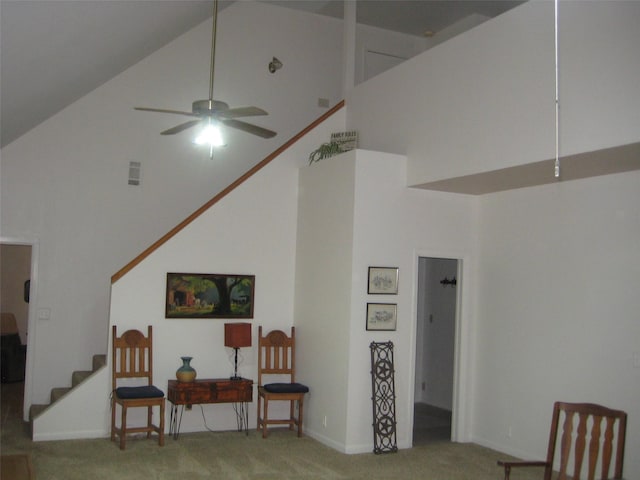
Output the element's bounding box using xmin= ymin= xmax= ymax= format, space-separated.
xmin=308 ymin=141 xmax=344 ymax=165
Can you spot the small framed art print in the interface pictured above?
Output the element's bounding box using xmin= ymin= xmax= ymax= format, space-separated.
xmin=366 ymin=303 xmax=397 ymax=331
xmin=367 ymin=267 xmax=399 ymax=294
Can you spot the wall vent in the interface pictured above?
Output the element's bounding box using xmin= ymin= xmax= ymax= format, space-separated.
xmin=128 ymin=161 xmax=141 ymax=186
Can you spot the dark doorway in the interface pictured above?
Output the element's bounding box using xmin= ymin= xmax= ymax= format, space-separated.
xmin=413 ymin=257 xmax=457 ymax=445
xmin=1 ymin=242 xmax=33 ymax=421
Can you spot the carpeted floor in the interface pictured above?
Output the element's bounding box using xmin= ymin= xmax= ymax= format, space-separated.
xmin=2 ymin=382 xmax=541 ymax=479
xmin=413 ymin=402 xmax=452 ymax=445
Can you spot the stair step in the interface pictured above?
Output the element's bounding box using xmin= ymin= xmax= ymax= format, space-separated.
xmin=29 ymin=404 xmax=48 ymax=422
xmin=72 ymin=370 xmax=93 ymax=387
xmin=50 ymin=387 xmax=71 ymax=403
xmin=93 ymin=354 xmax=106 ymax=371
xmin=30 ymin=351 xmax=107 ymax=435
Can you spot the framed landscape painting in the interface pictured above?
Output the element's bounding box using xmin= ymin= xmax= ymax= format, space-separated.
xmin=166 ymin=273 xmax=255 ymax=319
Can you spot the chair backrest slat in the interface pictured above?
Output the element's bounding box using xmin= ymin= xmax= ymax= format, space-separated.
xmin=601 ymin=416 xmax=616 ymax=478
xmin=573 ymin=413 xmax=587 ymax=479
xmin=586 ymin=414 xmax=601 ymax=480
xmin=558 ymin=411 xmax=573 ymax=480
xmin=257 ymin=326 xmax=297 ymax=386
xmin=545 ymin=402 xmax=627 ymax=480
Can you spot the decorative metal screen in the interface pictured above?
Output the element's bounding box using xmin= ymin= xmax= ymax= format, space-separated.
xmin=370 ymin=341 xmax=398 ymax=454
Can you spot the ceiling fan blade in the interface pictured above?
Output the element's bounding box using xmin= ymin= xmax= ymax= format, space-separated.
xmin=161 ymin=120 xmax=201 ymax=135
xmin=218 ymin=106 xmax=268 ymax=119
xmin=135 ymin=107 xmax=200 ymax=118
xmin=222 ymin=119 xmax=276 ymax=139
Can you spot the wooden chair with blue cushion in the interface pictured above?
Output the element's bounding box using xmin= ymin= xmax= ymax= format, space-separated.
xmin=497 ymin=401 xmax=627 ymax=480
xmin=257 ymin=326 xmax=309 ymax=438
xmin=111 ymin=325 xmax=165 ymax=450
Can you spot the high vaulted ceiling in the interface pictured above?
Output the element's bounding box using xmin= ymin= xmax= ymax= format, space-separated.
xmin=0 ymin=0 xmax=522 ymax=147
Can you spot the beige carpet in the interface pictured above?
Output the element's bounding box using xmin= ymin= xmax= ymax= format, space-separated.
xmin=2 ymin=382 xmax=542 ymax=479
xmin=23 ymin=431 xmax=543 ymax=480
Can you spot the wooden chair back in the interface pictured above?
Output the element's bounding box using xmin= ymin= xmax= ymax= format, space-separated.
xmin=545 ymin=401 xmax=627 ymax=480
xmin=1 ymin=313 xmax=19 ymax=335
xmin=112 ymin=326 xmax=154 ymax=388
xmin=257 ymin=326 xmax=296 ymax=386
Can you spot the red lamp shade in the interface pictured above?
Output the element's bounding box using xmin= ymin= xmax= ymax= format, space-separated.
xmin=224 ymin=322 xmax=252 ymax=348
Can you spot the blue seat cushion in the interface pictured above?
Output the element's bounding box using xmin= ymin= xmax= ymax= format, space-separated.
xmin=115 ymin=386 xmax=164 ymax=399
xmin=263 ymin=382 xmax=309 ymax=394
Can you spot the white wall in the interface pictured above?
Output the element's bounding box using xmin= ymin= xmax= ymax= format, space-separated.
xmin=346 ymin=150 xmax=477 ymax=452
xmin=32 ymin=103 xmax=347 ymax=440
xmin=294 ymin=150 xmax=357 ymax=451
xmin=14 ymin=3 xmax=639 ymax=476
xmin=293 ymin=150 xmax=477 ymax=453
xmin=473 ymin=170 xmax=640 ymax=478
xmin=108 ymin=149 xmax=305 ymax=436
xmin=0 ymin=1 xmax=343 ymax=407
xmin=346 ymin=1 xmax=640 ymax=185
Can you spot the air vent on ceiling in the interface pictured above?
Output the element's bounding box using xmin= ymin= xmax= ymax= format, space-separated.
xmin=128 ymin=161 xmax=141 ymax=186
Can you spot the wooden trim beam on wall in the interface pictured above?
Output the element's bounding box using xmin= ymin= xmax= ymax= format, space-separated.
xmin=111 ymin=100 xmax=345 ymax=284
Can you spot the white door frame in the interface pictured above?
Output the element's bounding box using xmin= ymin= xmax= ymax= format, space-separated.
xmin=408 ymin=248 xmax=474 ymax=444
xmin=1 ymin=236 xmax=39 ymax=421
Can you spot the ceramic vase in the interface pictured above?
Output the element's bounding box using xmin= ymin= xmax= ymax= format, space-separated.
xmin=176 ymin=356 xmax=196 ymax=383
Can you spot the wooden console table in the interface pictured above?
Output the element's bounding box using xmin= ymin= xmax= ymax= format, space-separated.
xmin=167 ymin=378 xmax=253 ymax=439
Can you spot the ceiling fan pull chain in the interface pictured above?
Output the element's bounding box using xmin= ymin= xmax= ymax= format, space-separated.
xmin=209 ymin=0 xmax=218 ymax=107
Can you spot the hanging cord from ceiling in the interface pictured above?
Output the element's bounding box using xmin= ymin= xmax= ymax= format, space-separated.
xmin=554 ymin=0 xmax=560 ymax=179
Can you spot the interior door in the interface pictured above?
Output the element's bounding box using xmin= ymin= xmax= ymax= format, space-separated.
xmin=413 ymin=256 xmax=457 ymax=444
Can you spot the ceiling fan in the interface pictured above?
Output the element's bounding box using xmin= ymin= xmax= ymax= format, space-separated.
xmin=135 ymin=0 xmax=276 ymax=154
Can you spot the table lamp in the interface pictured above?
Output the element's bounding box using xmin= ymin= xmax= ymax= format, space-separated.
xmin=224 ymin=322 xmax=252 ymax=380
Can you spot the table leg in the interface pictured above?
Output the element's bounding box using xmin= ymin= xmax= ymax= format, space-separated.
xmin=233 ymin=402 xmax=249 ymax=435
xmin=169 ymin=404 xmax=184 ymax=440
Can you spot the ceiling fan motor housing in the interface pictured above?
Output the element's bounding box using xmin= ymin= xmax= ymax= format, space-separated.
xmin=134 ymin=0 xmax=276 ymax=141
xmin=193 ymin=99 xmax=229 ymax=114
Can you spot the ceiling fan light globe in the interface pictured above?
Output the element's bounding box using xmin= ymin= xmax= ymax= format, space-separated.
xmin=194 ymin=123 xmax=225 ymax=147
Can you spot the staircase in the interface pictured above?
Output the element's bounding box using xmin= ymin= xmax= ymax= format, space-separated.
xmin=29 ymin=354 xmax=106 ymax=427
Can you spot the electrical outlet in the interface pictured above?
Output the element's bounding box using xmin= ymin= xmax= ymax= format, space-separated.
xmin=322 ymin=415 xmax=327 ymax=428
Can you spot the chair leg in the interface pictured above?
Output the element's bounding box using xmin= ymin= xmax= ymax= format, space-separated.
xmin=289 ymin=400 xmax=295 ymax=431
xmin=297 ymin=398 xmax=304 ymax=437
xmin=120 ymin=405 xmax=127 ymax=450
xmin=110 ymin=398 xmax=116 ymax=442
xmin=158 ymin=400 xmax=165 ymax=447
xmin=147 ymin=406 xmax=153 ymax=439
xmin=256 ymin=395 xmax=262 ymax=433
xmin=262 ymin=399 xmax=269 ymax=438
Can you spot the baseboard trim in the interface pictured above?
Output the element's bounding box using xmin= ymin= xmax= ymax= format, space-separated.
xmin=32 ymin=429 xmax=108 ymax=442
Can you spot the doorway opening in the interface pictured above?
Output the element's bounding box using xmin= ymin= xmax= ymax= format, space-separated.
xmin=1 ymin=238 xmax=37 ymax=422
xmin=413 ymin=256 xmax=458 ymax=445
